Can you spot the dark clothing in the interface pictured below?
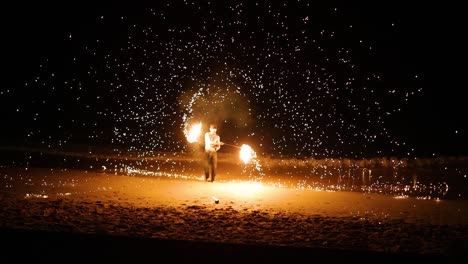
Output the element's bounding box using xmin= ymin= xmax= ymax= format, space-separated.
xmin=204 ymin=129 xmax=220 ymax=182
xmin=204 ymin=151 xmax=218 ymax=182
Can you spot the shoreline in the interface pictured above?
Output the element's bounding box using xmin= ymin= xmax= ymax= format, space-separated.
xmin=1 ymin=146 xmax=467 ymax=201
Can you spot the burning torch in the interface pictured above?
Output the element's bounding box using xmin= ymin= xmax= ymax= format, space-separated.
xmin=221 ymin=142 xmax=256 ymax=164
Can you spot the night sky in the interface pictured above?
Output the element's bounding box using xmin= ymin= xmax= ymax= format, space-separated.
xmin=1 ymin=1 xmax=465 ymax=159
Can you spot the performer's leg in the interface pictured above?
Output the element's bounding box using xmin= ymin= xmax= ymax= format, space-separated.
xmin=203 ymin=153 xmax=211 ymax=181
xmin=211 ymin=152 xmax=218 ymax=182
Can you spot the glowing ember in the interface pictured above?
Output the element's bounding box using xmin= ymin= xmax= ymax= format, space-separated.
xmin=185 ymin=122 xmax=202 ymax=143
xmin=240 ymin=144 xmax=256 ymax=164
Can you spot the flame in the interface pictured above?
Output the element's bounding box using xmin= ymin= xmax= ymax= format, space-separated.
xmin=240 ymin=144 xmax=256 ymax=164
xmin=185 ymin=122 xmax=202 ymax=143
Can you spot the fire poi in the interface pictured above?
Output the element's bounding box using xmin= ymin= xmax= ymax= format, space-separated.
xmin=184 ymin=122 xmax=202 ymax=143
xmin=240 ymin=144 xmax=256 ymax=164
xmin=184 ymin=122 xmax=256 ymax=164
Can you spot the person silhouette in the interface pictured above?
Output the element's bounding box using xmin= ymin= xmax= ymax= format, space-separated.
xmin=204 ymin=124 xmax=221 ymax=182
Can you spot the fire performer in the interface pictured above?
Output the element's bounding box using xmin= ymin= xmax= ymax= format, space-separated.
xmin=204 ymin=124 xmax=222 ymax=182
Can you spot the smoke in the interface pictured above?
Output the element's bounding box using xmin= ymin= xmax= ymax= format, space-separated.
xmin=178 ymin=69 xmax=253 ymax=131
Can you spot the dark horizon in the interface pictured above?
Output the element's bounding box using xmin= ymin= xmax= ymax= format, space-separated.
xmin=1 ymin=2 xmax=465 ymax=159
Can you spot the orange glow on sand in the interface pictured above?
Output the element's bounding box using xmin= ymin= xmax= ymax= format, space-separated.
xmin=221 ymin=181 xmax=265 ymax=197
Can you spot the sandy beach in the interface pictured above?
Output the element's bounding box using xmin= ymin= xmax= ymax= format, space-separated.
xmin=2 ymin=1 xmax=466 ymax=263
xmin=1 ymin=165 xmax=467 ymax=262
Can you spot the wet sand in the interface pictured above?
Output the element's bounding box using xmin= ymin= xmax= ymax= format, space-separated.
xmin=1 ymin=166 xmax=467 ymax=262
